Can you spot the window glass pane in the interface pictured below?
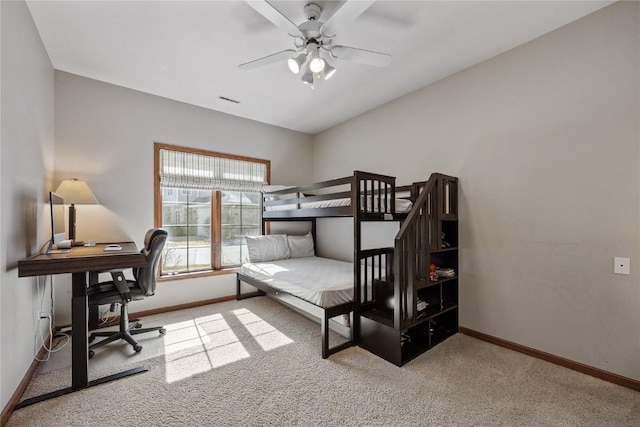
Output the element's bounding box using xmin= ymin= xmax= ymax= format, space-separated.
xmin=187 ymin=191 xmax=211 ymax=272
xmin=221 ymin=191 xmax=260 ymax=267
xmin=155 ymin=144 xmax=269 ymax=277
xmin=161 ymin=187 xmax=212 ymax=274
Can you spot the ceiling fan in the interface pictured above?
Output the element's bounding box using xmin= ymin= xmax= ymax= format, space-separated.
xmin=239 ymin=1 xmax=391 ymax=86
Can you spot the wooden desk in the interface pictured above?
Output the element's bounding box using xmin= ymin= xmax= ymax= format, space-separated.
xmin=17 ymin=242 xmax=148 ymax=408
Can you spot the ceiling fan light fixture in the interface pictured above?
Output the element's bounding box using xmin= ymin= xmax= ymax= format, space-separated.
xmin=301 ymin=68 xmax=314 ymax=85
xmin=309 ymin=55 xmax=325 ymax=73
xmin=287 ymin=53 xmax=306 ymax=74
xmin=323 ymin=63 xmax=337 ymax=80
xmin=240 ymin=2 xmax=391 ymax=87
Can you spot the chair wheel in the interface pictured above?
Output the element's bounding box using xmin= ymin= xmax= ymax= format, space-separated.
xmin=88 ymin=335 xmax=96 ymax=343
xmin=134 ymin=344 xmax=143 ymax=353
xmin=135 ymin=323 xmax=142 ymax=329
xmin=159 ymin=328 xmax=167 ymax=335
xmin=88 ymin=350 xmax=95 ymax=359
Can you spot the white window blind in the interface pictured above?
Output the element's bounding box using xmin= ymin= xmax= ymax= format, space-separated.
xmin=159 ymin=149 xmax=267 ymax=192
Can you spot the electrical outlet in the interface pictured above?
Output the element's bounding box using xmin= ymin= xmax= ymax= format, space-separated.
xmin=614 ymin=257 xmax=630 ymax=275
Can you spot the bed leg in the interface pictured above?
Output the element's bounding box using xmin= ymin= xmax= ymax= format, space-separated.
xmin=236 ymin=275 xmax=266 ymax=300
xmin=320 ymin=308 xmax=356 ymax=359
xmin=321 ymin=311 xmax=329 ymax=359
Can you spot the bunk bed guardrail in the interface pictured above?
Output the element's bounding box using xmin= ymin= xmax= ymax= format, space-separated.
xmin=358 ymin=247 xmax=395 ymax=307
xmin=263 ymin=171 xmax=407 ymax=220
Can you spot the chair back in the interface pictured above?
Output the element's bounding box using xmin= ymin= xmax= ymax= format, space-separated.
xmin=133 ymin=228 xmax=168 ymax=296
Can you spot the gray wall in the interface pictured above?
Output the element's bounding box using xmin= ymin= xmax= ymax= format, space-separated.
xmin=313 ymin=2 xmax=639 ymax=380
xmin=0 ymin=0 xmax=55 ymax=410
xmin=53 ymin=72 xmax=314 ymax=324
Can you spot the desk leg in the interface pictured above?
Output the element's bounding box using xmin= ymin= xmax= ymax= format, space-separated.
xmin=71 ymin=272 xmax=89 ymax=389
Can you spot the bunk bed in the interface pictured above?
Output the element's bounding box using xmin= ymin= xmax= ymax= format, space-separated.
xmin=236 ymin=171 xmax=459 ymax=365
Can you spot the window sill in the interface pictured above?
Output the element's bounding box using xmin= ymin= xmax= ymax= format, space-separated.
xmin=158 ymin=268 xmax=239 ymax=282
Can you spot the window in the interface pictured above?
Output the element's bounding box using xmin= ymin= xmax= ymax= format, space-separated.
xmin=154 ymin=143 xmax=270 ymax=277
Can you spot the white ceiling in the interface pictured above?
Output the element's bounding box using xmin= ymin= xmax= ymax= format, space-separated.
xmin=26 ymin=0 xmax=613 ymax=135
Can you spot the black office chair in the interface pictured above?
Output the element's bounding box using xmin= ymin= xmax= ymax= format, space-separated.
xmin=87 ymin=228 xmax=168 ymax=358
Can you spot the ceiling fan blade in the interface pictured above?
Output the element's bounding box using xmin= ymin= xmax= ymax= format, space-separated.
xmin=330 ymin=45 xmax=391 ymax=67
xmin=321 ymin=0 xmax=376 ymax=35
xmin=245 ymin=1 xmax=301 ymax=37
xmin=238 ymin=49 xmax=296 ymax=70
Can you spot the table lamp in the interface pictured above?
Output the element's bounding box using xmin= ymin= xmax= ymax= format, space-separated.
xmin=55 ymin=178 xmax=99 ymax=244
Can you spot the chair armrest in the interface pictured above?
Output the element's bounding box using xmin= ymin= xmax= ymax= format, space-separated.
xmin=110 ymin=271 xmax=131 ymax=302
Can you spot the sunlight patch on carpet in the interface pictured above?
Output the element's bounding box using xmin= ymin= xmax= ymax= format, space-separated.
xmin=163 ymin=313 xmax=249 ymax=383
xmin=232 ymin=308 xmax=294 ymax=351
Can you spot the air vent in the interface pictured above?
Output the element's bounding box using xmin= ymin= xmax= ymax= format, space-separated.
xmin=219 ymin=96 xmax=240 ymax=104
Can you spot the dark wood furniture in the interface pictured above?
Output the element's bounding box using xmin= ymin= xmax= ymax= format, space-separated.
xmin=16 ymin=242 xmax=148 ymax=408
xmin=239 ymin=171 xmax=459 ymax=365
xmin=238 ymin=171 xmax=406 ymax=358
xmin=359 ymin=174 xmax=459 ymax=365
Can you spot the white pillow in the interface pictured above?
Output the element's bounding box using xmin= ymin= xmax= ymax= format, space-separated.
xmin=287 ymin=232 xmax=315 ymax=258
xmin=245 ymin=234 xmax=290 ymax=262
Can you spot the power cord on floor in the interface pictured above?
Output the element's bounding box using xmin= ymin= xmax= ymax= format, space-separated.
xmin=35 ymin=313 xmax=70 ymax=362
xmin=34 ymin=275 xmax=70 ymax=362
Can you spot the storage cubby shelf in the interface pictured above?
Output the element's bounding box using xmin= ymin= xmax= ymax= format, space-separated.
xmin=358 ymin=174 xmax=459 ymax=366
xmin=417 ymin=275 xmax=458 ymax=290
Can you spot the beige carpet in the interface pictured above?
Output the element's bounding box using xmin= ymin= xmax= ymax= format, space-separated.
xmin=8 ymin=296 xmax=640 ymax=426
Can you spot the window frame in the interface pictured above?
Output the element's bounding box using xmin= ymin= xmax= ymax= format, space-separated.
xmin=154 ymin=142 xmax=270 ymax=280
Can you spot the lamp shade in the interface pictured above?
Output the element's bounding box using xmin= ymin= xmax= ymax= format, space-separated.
xmin=55 ymin=179 xmax=99 ymax=205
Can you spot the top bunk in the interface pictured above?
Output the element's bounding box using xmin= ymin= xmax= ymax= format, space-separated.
xmin=262 ymin=170 xmax=416 ymax=221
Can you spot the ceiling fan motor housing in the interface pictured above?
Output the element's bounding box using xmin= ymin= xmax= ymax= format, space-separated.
xmin=304 ymin=3 xmax=322 ymax=21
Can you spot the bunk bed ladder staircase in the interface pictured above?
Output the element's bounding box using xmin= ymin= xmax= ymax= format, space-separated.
xmin=358 ymin=173 xmax=459 ymax=366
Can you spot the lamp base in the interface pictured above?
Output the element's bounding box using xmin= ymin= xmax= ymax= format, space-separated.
xmin=68 ymin=204 xmax=76 ymax=242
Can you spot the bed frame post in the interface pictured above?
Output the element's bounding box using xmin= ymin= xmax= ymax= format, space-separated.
xmin=352 ymin=171 xmax=361 ymax=345
xmin=321 ymin=311 xmax=329 ymax=359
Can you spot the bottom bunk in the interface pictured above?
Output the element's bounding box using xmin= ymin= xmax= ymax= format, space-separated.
xmin=236 ymin=256 xmax=356 ymax=358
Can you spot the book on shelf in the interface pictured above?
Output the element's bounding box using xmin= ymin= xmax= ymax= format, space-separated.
xmin=436 ymin=268 xmax=455 ymax=278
